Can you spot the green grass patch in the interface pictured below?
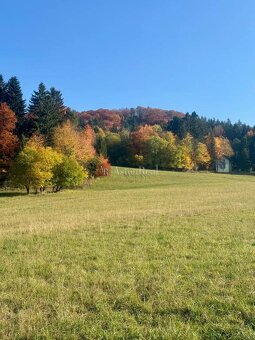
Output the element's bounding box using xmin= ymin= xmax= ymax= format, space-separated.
xmin=1 ymin=169 xmax=255 ymax=338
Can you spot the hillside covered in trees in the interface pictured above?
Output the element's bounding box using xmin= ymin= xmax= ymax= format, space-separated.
xmin=1 ymin=74 xmax=255 ymax=191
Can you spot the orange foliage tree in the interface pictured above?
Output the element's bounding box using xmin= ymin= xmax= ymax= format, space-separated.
xmin=0 ymin=103 xmax=18 ymax=167
xmin=96 ymin=155 xmax=111 ymax=177
xmin=80 ymin=125 xmax=96 ymax=162
xmin=53 ymin=120 xmax=95 ymax=165
xmin=131 ymin=124 xmax=159 ymax=156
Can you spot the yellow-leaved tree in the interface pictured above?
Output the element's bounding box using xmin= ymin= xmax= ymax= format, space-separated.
xmin=205 ymin=133 xmax=233 ymax=164
xmin=195 ymin=142 xmax=211 ymax=169
xmin=179 ymin=133 xmax=195 ymax=170
xmin=164 ymin=132 xmax=178 ymax=169
xmin=11 ymin=135 xmax=62 ymax=193
xmin=214 ymin=137 xmax=234 ymax=160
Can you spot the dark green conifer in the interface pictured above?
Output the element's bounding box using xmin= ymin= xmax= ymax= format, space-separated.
xmin=5 ymin=76 xmax=26 ymax=118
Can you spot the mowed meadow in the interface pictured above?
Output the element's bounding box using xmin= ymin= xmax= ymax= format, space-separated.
xmin=1 ymin=169 xmax=255 ymax=339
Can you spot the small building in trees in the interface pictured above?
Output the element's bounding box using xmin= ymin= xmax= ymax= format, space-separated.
xmin=215 ymin=157 xmax=231 ymax=173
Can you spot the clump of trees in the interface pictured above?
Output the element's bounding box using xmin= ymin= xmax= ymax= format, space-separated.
xmin=103 ymin=125 xmax=233 ymax=171
xmin=0 ymin=74 xmax=110 ymax=192
xmin=1 ymin=73 xmax=255 ymax=193
xmin=10 ymin=135 xmax=88 ymax=193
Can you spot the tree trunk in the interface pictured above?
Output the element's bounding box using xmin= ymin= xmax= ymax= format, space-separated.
xmin=26 ymin=187 xmax=30 ymax=194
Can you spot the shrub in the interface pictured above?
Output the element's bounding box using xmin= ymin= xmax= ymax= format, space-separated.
xmin=96 ymin=155 xmax=111 ymax=177
xmin=52 ymin=156 xmax=88 ymax=191
xmin=87 ymin=155 xmax=111 ymax=178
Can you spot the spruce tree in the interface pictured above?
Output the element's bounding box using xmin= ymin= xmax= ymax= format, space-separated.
xmin=239 ymin=137 xmax=250 ymax=171
xmin=5 ymin=77 xmax=26 ymax=118
xmin=4 ymin=76 xmax=26 ymax=137
xmin=49 ymin=87 xmax=64 ymax=111
xmin=0 ymin=74 xmax=7 ymax=103
xmin=28 ymin=83 xmax=66 ymax=143
xmin=28 ymin=82 xmax=48 ymax=114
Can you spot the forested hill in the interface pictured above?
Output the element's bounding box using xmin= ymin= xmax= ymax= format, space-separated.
xmin=78 ymin=108 xmax=185 ymax=131
xmin=1 ymin=74 xmax=255 ymax=185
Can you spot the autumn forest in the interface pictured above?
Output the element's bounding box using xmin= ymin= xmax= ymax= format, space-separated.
xmin=1 ymin=74 xmax=255 ymax=192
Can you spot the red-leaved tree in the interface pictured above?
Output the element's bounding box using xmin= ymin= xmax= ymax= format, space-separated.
xmin=0 ymin=103 xmax=18 ymax=167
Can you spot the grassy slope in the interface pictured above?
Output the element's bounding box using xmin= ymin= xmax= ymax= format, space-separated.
xmin=1 ymin=169 xmax=255 ymax=339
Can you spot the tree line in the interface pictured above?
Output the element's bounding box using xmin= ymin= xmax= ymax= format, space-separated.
xmin=0 ymin=75 xmax=110 ymax=192
xmin=0 ymin=74 xmax=254 ymax=192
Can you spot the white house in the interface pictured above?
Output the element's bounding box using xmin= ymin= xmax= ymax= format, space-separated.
xmin=215 ymin=157 xmax=231 ymax=173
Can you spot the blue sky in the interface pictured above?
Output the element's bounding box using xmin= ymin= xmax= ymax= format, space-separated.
xmin=2 ymin=0 xmax=255 ymax=125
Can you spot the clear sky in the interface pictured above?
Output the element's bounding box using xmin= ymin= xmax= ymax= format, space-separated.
xmin=2 ymin=0 xmax=255 ymax=125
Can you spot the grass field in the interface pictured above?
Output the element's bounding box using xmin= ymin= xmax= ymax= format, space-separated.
xmin=1 ymin=168 xmax=255 ymax=339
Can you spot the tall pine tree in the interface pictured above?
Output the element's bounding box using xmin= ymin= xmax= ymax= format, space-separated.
xmin=239 ymin=137 xmax=250 ymax=171
xmin=0 ymin=74 xmax=7 ymax=103
xmin=5 ymin=77 xmax=26 ymax=118
xmin=28 ymin=83 xmax=66 ymax=143
xmin=49 ymin=87 xmax=64 ymax=111
xmin=28 ymin=82 xmax=48 ymax=114
xmin=4 ymin=76 xmax=26 ymax=137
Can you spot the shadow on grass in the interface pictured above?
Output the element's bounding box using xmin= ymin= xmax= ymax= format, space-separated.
xmin=0 ymin=192 xmax=27 ymax=198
